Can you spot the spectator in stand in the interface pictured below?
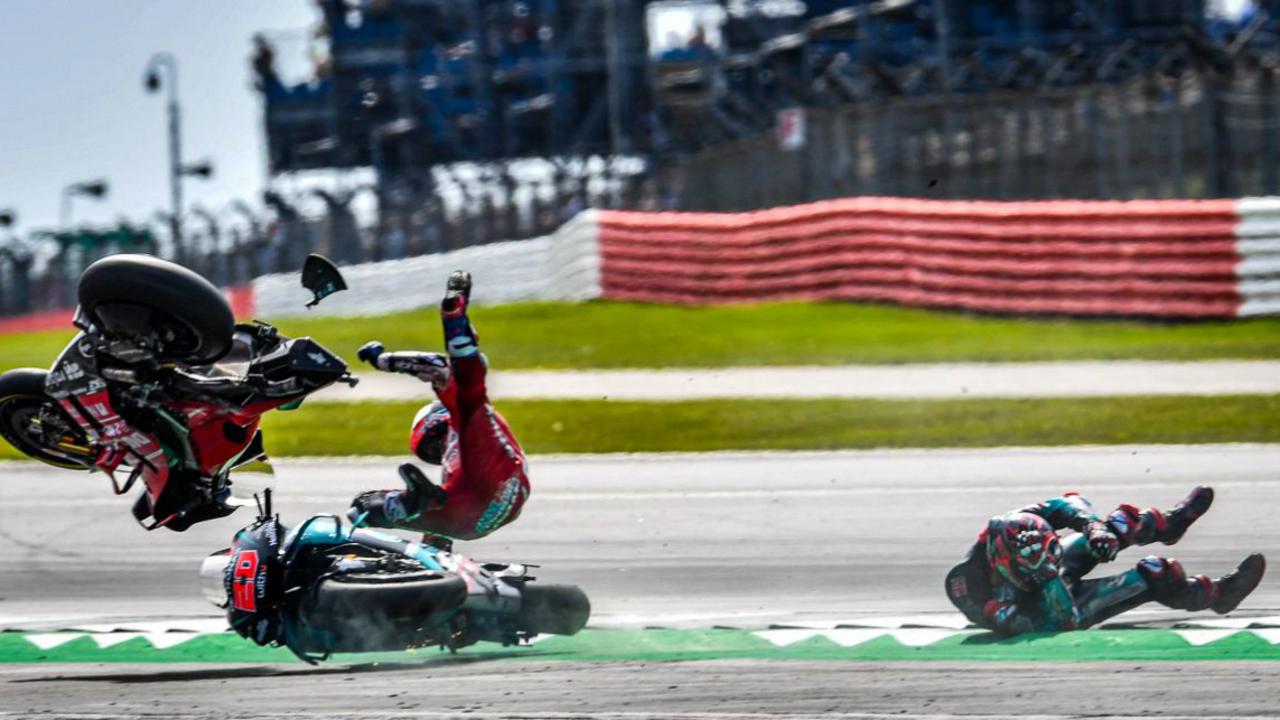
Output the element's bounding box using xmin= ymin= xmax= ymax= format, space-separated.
xmin=251 ymin=34 xmax=283 ymax=95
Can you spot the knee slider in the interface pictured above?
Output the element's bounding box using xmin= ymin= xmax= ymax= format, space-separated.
xmin=1107 ymin=504 xmax=1142 ymax=544
xmin=1137 ymin=555 xmax=1186 ymax=596
xmin=1139 ymin=506 xmax=1168 ymax=543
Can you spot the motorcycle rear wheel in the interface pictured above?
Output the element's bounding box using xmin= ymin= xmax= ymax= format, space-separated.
xmin=517 ymin=583 xmax=591 ymax=637
xmin=298 ymin=571 xmax=468 ymax=653
xmin=0 ymin=368 xmax=94 ymax=470
xmin=78 ymin=254 xmax=235 ymax=365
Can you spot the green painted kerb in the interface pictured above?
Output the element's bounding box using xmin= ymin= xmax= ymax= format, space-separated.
xmin=3 ymin=628 xmax=1280 ymax=664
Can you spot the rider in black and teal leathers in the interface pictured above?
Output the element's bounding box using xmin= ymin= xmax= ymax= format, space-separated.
xmin=945 ymin=487 xmax=1265 ymax=635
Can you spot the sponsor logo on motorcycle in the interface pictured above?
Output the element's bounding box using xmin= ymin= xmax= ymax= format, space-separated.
xmin=63 ymin=362 xmax=85 ymax=381
xmin=102 ymin=420 xmax=129 ymax=439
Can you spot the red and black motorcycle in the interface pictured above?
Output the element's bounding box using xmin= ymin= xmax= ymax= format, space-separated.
xmin=0 ymin=254 xmax=354 ymax=530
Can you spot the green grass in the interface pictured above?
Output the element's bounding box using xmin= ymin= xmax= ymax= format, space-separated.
xmin=3 ymin=395 xmax=1275 ymax=461
xmin=3 ymin=301 xmax=1279 ymax=372
xmin=0 ymin=328 xmax=81 ymax=372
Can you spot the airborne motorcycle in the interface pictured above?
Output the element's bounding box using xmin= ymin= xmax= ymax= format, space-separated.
xmin=0 ymin=254 xmax=355 ymax=530
xmin=200 ymin=495 xmax=591 ymax=662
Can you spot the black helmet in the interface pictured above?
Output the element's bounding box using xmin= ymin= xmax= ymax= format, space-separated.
xmin=221 ymin=517 xmax=287 ymax=645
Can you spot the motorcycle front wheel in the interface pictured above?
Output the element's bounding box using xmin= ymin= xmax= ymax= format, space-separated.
xmin=0 ymin=368 xmax=94 ymax=470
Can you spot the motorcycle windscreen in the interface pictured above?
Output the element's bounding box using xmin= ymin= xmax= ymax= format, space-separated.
xmin=194 ymin=331 xmax=254 ymax=380
xmin=199 ymin=549 xmax=231 ymax=609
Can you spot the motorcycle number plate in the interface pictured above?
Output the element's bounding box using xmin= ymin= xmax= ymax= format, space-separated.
xmin=231 ymin=550 xmax=260 ymax=612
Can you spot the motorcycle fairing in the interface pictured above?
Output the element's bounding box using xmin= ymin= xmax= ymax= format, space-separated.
xmin=38 ymin=324 xmax=352 ymax=529
xmin=251 ymin=515 xmax=532 ymax=661
xmin=46 ymin=334 xmax=169 ymax=496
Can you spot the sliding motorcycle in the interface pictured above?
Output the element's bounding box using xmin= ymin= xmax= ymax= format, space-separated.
xmin=0 ymin=253 xmax=355 ymax=530
xmin=200 ymin=494 xmax=591 ymax=662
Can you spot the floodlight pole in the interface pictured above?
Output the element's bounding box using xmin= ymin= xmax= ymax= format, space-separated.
xmin=60 ymin=180 xmax=109 ymax=228
xmin=146 ymin=52 xmax=185 ymax=262
xmin=605 ymin=0 xmax=627 ymax=156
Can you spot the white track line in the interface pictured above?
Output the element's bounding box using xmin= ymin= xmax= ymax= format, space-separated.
xmin=314 ymin=361 xmax=1280 ymax=402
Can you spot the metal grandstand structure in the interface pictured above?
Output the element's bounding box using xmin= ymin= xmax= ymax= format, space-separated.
xmin=259 ymin=0 xmax=1256 ymax=170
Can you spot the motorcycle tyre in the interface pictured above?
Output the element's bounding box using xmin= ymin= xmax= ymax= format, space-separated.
xmin=78 ymin=254 xmax=234 ymax=365
xmin=300 ymin=572 xmax=468 ymax=653
xmin=517 ymin=584 xmax=591 ymax=637
xmin=0 ymin=368 xmax=92 ymax=470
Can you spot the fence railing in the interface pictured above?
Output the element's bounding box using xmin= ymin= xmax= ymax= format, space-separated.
xmin=0 ymin=182 xmax=623 ymax=318
xmin=676 ymin=69 xmax=1280 ymax=211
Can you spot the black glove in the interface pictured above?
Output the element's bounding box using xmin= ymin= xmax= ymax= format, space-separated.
xmin=357 ymin=341 xmax=385 ymax=366
xmin=1086 ymin=521 xmax=1120 ymax=562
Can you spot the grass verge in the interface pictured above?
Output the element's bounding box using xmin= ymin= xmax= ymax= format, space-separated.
xmin=8 ymin=394 xmax=1268 ymax=461
xmin=3 ymin=301 xmax=1279 ymax=371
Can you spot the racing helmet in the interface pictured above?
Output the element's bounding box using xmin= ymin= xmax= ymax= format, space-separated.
xmin=985 ymin=512 xmax=1062 ymax=591
xmin=216 ymin=517 xmax=287 ymax=646
xmin=410 ymin=401 xmax=450 ymax=465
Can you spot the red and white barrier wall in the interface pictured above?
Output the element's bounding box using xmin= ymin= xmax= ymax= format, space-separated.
xmin=4 ymin=196 xmax=1278 ymax=330
xmin=597 ymin=197 xmax=1280 ymax=319
xmin=179 ymin=196 xmax=1280 ymax=320
xmin=1235 ymin=198 xmax=1280 ymax=317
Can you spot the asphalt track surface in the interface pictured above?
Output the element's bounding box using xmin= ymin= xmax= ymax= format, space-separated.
xmin=316 ymin=360 xmax=1280 ymax=402
xmin=2 ymin=444 xmax=1279 ymax=718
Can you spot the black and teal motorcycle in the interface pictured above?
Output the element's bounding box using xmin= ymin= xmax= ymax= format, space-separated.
xmin=200 ymin=494 xmax=590 ymax=663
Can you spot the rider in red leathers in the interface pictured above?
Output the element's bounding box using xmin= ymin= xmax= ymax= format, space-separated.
xmin=347 ymin=271 xmax=529 ymax=551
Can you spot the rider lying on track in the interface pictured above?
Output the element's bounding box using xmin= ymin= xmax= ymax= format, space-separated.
xmin=945 ymin=487 xmax=1266 ymax=635
xmin=346 ymin=270 xmax=529 ymax=552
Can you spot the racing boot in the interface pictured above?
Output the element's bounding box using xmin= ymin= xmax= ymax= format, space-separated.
xmin=441 ymin=270 xmax=479 ymax=359
xmin=444 ymin=269 xmax=472 ymax=308
xmin=348 ymin=463 xmax=448 ymax=529
xmin=1137 ymin=554 xmax=1266 ymax=614
xmin=1210 ymin=553 xmax=1267 ymax=614
xmin=397 ymin=462 xmax=449 ymax=509
xmin=1107 ymin=486 xmax=1213 ymax=548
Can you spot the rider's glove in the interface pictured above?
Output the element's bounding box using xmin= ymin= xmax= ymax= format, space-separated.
xmin=357 ymin=341 xmax=385 ymax=366
xmin=1086 ymin=521 xmax=1120 ymax=562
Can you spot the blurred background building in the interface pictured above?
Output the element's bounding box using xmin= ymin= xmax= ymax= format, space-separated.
xmin=4 ymin=0 xmax=1280 ymax=316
